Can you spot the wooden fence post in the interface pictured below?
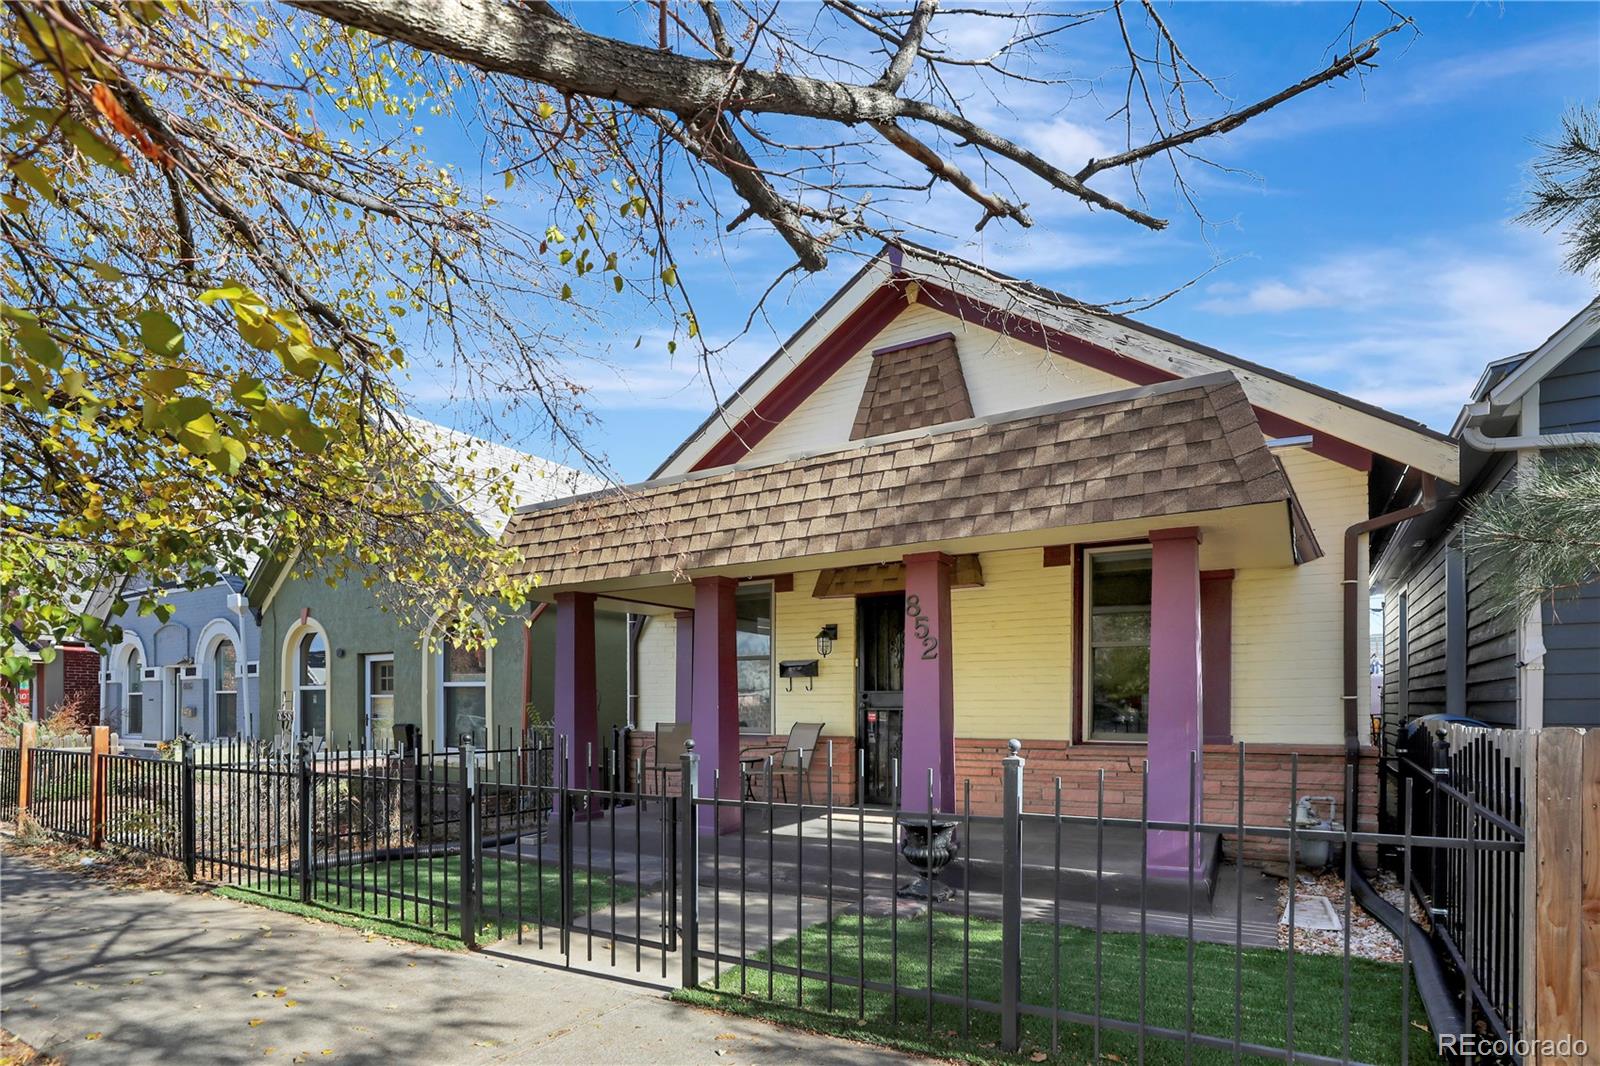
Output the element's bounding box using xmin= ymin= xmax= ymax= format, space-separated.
xmin=89 ymin=725 xmax=109 ymax=848
xmin=1524 ymin=727 xmax=1595 ymax=1063
xmin=16 ymin=720 xmax=36 ymax=815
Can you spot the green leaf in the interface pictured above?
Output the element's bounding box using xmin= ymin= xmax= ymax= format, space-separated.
xmin=137 ymin=308 xmax=186 ymax=357
xmin=61 ymin=117 xmax=131 ymax=174
xmin=12 ymin=324 xmax=63 ymax=369
xmin=660 ymin=266 xmax=678 ymax=287
xmin=84 ymin=257 xmax=124 ymax=282
xmin=141 ymin=368 xmax=190 ymax=397
xmin=230 ymin=374 xmax=268 ymax=408
xmin=208 ymin=436 xmax=247 ymax=474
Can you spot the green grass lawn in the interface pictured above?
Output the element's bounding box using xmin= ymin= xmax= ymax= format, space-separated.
xmin=676 ymin=912 xmax=1439 ymax=1066
xmin=215 ymin=854 xmax=634 ymax=950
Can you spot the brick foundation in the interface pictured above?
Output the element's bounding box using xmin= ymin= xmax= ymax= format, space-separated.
xmin=955 ymin=738 xmax=1377 ymax=865
xmin=623 ymin=730 xmax=1371 ymax=865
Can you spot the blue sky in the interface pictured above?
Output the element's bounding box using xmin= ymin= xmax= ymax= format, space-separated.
xmin=402 ymin=2 xmax=1599 ymax=481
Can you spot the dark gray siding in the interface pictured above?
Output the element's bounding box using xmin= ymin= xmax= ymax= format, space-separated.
xmin=1538 ymin=339 xmax=1600 ymax=725
xmin=1539 ymin=337 xmax=1600 ymax=433
xmin=1402 ymin=542 xmax=1450 ymax=718
xmin=1462 ymin=463 xmax=1521 ymax=726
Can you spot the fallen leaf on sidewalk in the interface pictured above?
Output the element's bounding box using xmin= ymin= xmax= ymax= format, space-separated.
xmin=283 ymin=1001 xmax=299 ymax=1008
xmin=714 ymin=1034 xmax=738 ymax=1041
xmin=273 ymin=988 xmax=287 ymax=998
xmin=85 ymin=1033 xmax=103 ymax=1041
xmin=248 ymin=1019 xmax=264 ymax=1027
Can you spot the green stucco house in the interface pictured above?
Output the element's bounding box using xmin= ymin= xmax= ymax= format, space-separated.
xmin=245 ymin=420 xmax=628 ymax=752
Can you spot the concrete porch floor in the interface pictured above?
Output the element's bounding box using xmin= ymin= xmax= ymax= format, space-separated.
xmin=493 ymin=799 xmax=1280 ymax=951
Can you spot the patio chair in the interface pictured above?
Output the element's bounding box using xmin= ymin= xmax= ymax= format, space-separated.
xmin=739 ymin=722 xmax=825 ymax=804
xmin=640 ymin=721 xmax=691 ymax=798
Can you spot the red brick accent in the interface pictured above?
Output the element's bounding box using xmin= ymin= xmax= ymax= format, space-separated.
xmin=61 ymin=646 xmax=101 ymax=726
xmin=953 ymin=738 xmax=1378 ymax=865
xmin=626 ymin=731 xmax=859 ymax=806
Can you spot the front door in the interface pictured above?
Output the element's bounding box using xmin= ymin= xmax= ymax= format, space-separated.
xmin=857 ymin=594 xmax=905 ymax=805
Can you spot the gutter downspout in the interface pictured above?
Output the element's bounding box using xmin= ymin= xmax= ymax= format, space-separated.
xmin=1459 ymin=425 xmax=1600 ymax=452
xmin=1344 ymin=473 xmax=1439 ymax=762
xmin=523 ymin=601 xmax=548 ymax=732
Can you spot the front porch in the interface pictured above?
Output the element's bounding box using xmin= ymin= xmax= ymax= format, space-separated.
xmin=507 ymin=375 xmax=1342 ymax=881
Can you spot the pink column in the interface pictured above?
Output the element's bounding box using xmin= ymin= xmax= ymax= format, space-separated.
xmin=1147 ymin=527 xmax=1205 ymax=878
xmin=674 ymin=610 xmax=694 ymax=723
xmin=554 ymin=591 xmax=598 ymax=789
xmin=691 ymin=577 xmax=740 ymax=831
xmin=903 ymin=552 xmax=955 ymax=812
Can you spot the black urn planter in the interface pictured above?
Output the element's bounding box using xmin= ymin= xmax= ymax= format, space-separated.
xmin=897 ymin=820 xmax=960 ymax=901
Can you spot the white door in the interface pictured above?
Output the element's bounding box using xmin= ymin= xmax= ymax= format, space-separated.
xmin=366 ymin=655 xmax=396 ymax=750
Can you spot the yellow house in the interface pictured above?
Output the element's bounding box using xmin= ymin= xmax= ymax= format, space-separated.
xmin=502 ymin=245 xmax=1456 ymax=873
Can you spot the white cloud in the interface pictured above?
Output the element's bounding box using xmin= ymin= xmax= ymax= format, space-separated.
xmin=1190 ymin=227 xmax=1595 ymax=428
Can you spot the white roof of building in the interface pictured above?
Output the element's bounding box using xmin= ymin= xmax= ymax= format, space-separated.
xmin=393 ymin=415 xmax=605 ymax=537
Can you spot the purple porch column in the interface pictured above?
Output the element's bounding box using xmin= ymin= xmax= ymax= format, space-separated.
xmin=691 ymin=577 xmax=740 ymax=831
xmin=1147 ymin=527 xmax=1205 ymax=878
xmin=903 ymin=552 xmax=955 ymax=812
xmin=553 ymin=591 xmax=598 ymax=789
xmin=674 ymin=610 xmax=694 ymax=723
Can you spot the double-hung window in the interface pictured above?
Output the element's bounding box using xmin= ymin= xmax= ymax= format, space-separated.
xmin=213 ymin=640 xmax=238 ymax=738
xmin=1084 ymin=549 xmax=1153 ymax=740
xmin=126 ymin=649 xmax=144 ymax=735
xmin=735 ymin=584 xmax=774 ymax=734
xmin=440 ymin=634 xmax=487 ymax=747
xmin=296 ymin=632 xmax=328 ymax=737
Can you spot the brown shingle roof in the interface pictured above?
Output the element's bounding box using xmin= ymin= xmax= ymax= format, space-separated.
xmin=850 ymin=334 xmax=974 ymax=439
xmin=504 ymin=374 xmax=1320 ymax=589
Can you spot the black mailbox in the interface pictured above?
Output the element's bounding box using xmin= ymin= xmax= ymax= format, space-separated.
xmin=778 ymin=659 xmax=820 ymax=691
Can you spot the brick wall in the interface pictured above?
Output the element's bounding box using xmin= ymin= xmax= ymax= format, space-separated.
xmin=955 ymin=738 xmax=1378 ymax=864
xmin=61 ymin=646 xmax=101 ymax=726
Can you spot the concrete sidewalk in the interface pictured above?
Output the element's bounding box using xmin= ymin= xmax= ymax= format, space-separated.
xmin=0 ymin=847 xmax=915 ymax=1065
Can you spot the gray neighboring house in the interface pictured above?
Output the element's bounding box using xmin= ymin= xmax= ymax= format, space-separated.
xmin=246 ymin=419 xmax=628 ymax=751
xmin=1373 ymin=298 xmax=1600 ymax=731
xmin=101 ymin=576 xmax=263 ymax=748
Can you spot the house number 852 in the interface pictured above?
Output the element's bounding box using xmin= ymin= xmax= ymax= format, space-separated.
xmin=905 ymin=593 xmax=939 ymax=660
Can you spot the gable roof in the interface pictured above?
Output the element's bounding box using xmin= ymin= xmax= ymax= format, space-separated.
xmin=245 ymin=417 xmax=602 ymax=606
xmin=654 ymin=243 xmax=1457 ymax=483
xmin=504 ymin=373 xmax=1320 ymax=592
xmin=1480 ymin=297 xmax=1600 ymax=412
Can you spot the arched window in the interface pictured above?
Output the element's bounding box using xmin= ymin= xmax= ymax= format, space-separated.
xmin=296 ymin=631 xmax=328 ymax=737
xmin=439 ymin=631 xmax=486 ymax=747
xmin=126 ymin=648 xmax=144 ymax=735
xmin=213 ymin=639 xmax=238 ymax=739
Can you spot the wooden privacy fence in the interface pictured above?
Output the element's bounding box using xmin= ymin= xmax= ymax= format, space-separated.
xmin=1520 ymin=727 xmax=1599 ymax=1063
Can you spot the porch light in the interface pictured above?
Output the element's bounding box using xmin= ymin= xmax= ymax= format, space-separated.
xmin=815 ymin=624 xmax=838 ymax=658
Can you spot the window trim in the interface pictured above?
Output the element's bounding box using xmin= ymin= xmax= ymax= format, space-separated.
xmin=735 ymin=579 xmax=776 ymax=736
xmin=365 ymin=653 xmax=396 ymax=750
xmin=211 ymin=637 xmax=239 ymax=740
xmin=1080 ymin=545 xmax=1154 ymax=744
xmin=433 ymin=618 xmax=491 ymax=752
xmin=289 ymin=625 xmax=329 ymax=739
xmin=123 ymin=644 xmax=145 ymax=736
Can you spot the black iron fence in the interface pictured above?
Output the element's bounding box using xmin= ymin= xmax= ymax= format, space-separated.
xmin=3 ymin=732 xmax=1526 ymax=1065
xmin=26 ymin=747 xmax=93 ymax=840
xmin=1382 ymin=722 xmax=1526 ymax=1049
xmin=0 ymin=745 xmax=18 ymax=822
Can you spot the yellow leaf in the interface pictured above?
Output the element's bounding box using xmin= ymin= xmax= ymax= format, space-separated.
xmin=86 ymin=1032 xmax=103 ymax=1041
xmin=248 ymin=1019 xmax=264 ymax=1027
